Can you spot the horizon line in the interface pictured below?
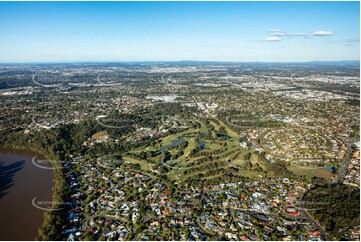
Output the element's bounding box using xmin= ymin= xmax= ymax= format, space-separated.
xmin=0 ymin=59 xmax=359 ymax=65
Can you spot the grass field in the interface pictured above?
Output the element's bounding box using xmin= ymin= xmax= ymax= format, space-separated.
xmin=287 ymin=166 xmax=333 ymax=181
xmin=92 ymin=131 xmax=109 ymax=140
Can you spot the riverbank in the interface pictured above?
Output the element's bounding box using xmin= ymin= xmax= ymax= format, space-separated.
xmin=0 ymin=145 xmax=68 ymax=240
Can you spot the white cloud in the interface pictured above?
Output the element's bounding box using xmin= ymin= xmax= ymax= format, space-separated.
xmin=273 ymin=31 xmax=310 ymax=38
xmin=269 ymin=29 xmax=281 ymax=32
xmin=264 ymin=29 xmax=333 ymax=41
xmin=313 ymin=31 xmax=333 ymax=36
xmin=265 ymin=36 xmax=281 ymax=41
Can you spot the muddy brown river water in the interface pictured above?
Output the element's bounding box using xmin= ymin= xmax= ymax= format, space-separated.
xmin=0 ymin=148 xmax=54 ymax=240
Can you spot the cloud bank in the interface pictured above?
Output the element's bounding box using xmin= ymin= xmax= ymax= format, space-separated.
xmin=313 ymin=31 xmax=334 ymax=36
xmin=265 ymin=36 xmax=281 ymax=41
xmin=266 ymin=29 xmax=334 ymax=41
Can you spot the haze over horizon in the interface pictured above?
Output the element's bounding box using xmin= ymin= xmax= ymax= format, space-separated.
xmin=0 ymin=1 xmax=359 ymax=63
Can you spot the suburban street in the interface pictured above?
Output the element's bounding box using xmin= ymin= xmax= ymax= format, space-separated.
xmin=299 ymin=197 xmax=333 ymax=241
xmin=332 ymin=140 xmax=354 ymax=185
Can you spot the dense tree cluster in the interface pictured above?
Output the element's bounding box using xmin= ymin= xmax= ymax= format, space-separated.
xmin=303 ymin=185 xmax=360 ymax=239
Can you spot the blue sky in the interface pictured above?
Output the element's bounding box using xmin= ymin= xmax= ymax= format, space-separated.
xmin=0 ymin=1 xmax=359 ymax=62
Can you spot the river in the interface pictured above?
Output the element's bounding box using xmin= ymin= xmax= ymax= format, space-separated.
xmin=0 ymin=148 xmax=54 ymax=240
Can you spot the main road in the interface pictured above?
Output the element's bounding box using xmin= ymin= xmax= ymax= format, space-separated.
xmin=332 ymin=140 xmax=353 ymax=185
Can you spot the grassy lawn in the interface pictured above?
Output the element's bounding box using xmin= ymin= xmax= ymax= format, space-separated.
xmin=180 ymin=137 xmax=197 ymax=159
xmin=228 ymin=151 xmax=247 ymax=167
xmin=214 ymin=117 xmax=239 ymax=139
xmin=144 ymin=145 xmax=158 ymax=152
xmin=123 ymin=156 xmax=152 ymax=172
xmin=287 ymin=166 xmax=333 ymax=181
xmin=92 ymin=131 xmax=109 ymax=140
xmin=205 ymin=141 xmax=222 ymax=150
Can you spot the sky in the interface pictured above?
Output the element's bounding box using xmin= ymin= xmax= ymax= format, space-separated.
xmin=0 ymin=1 xmax=359 ymax=62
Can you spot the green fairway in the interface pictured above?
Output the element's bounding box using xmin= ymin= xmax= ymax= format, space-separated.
xmin=119 ymin=115 xmax=289 ymax=183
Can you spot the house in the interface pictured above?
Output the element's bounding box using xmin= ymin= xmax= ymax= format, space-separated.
xmin=225 ymin=232 xmax=238 ymax=240
xmin=239 ymin=235 xmax=251 ymax=241
xmin=288 ymin=211 xmax=300 ymax=217
xmin=309 ymin=231 xmax=320 ymax=238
